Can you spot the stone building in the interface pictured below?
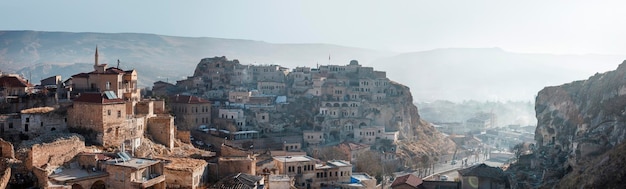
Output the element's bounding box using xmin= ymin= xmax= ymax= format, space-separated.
xmin=336 ymin=142 xmax=371 ymax=163
xmin=303 ymin=131 xmax=325 ymax=146
xmin=457 ymin=163 xmax=509 ymax=189
xmin=20 ymin=107 xmax=66 ymax=137
xmin=228 ymin=89 xmax=252 ymax=104
xmin=105 ymin=157 xmax=166 ymax=189
xmin=67 ymin=93 xmax=143 ymax=149
xmin=169 ymin=94 xmax=211 ymax=130
xmin=162 ymin=157 xmax=209 ymax=189
xmin=390 ymin=174 xmax=423 ymax=189
xmin=152 ymin=81 xmax=176 ymax=97
xmin=67 ymin=47 xmax=140 ymax=102
xmin=273 ymin=155 xmax=353 ymax=189
xmin=0 ymin=74 xmax=33 ymax=98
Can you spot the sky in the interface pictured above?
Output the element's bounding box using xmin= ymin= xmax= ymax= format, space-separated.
xmin=2 ymin=1 xmax=626 ymax=54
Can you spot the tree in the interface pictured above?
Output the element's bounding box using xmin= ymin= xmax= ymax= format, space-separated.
xmin=314 ymin=146 xmax=348 ymax=161
xmin=354 ymin=151 xmax=383 ymax=179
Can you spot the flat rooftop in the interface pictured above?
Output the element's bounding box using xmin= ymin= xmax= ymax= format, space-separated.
xmin=273 ymin=156 xmax=316 ymax=163
xmin=49 ymin=168 xmax=108 ymax=183
xmin=269 ymin=175 xmax=291 ymax=182
xmin=108 ymin=158 xmax=160 ymax=169
xmin=327 ymin=160 xmax=351 ymax=167
xmin=351 ymin=173 xmax=373 ymax=181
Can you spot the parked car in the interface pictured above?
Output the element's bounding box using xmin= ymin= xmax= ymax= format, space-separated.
xmin=440 ymin=175 xmax=449 ymax=181
xmin=197 ymin=125 xmax=209 ymax=133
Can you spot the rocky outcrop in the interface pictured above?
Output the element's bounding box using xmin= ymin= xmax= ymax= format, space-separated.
xmin=522 ymin=60 xmax=626 ymax=187
xmin=371 ymin=81 xmax=456 ymax=156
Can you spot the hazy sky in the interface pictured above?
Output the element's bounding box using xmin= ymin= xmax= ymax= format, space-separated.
xmin=2 ymin=1 xmax=626 ymax=54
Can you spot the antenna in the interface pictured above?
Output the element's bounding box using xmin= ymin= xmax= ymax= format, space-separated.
xmin=117 ymin=59 xmax=120 ymax=68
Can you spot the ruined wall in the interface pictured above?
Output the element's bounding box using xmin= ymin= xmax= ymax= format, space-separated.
xmin=32 ymin=166 xmax=48 ymax=188
xmin=0 ymin=166 xmax=11 ymax=189
xmin=164 ymin=168 xmax=193 ymax=189
xmin=27 ymin=135 xmax=85 ymax=170
xmin=148 ymin=116 xmax=175 ymax=149
xmin=0 ymin=138 xmax=14 ymax=158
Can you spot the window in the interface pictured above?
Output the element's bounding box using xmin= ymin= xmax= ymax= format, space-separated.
xmin=106 ymin=81 xmax=110 ymax=90
xmin=117 ymin=111 xmax=122 ymax=118
xmin=24 ymin=124 xmax=28 ymax=132
xmin=26 ymin=118 xmax=30 ymax=122
xmin=40 ymin=122 xmax=43 ymax=127
xmin=108 ymin=110 xmax=111 ymax=116
xmin=9 ymin=123 xmax=13 ymax=129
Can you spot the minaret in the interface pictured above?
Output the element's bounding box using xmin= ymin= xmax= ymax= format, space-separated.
xmin=94 ymin=46 xmax=99 ymax=71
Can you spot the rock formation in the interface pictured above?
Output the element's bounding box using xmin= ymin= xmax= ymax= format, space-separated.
xmin=182 ymin=56 xmax=455 ymax=160
xmin=511 ymin=60 xmax=626 ymax=188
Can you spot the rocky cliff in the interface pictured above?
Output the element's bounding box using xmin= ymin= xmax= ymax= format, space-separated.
xmin=369 ymin=81 xmax=456 ymax=157
xmin=512 ymin=60 xmax=626 ymax=188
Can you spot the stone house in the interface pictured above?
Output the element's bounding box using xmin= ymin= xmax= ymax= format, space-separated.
xmin=105 ymin=157 xmax=166 ymax=189
xmin=390 ymin=174 xmax=423 ymax=189
xmin=67 ymin=47 xmax=140 ymax=102
xmin=152 ymin=81 xmax=176 ymax=97
xmin=354 ymin=125 xmax=385 ymax=144
xmin=303 ymin=131 xmax=325 ymax=146
xmin=339 ymin=172 xmax=377 ymax=189
xmin=0 ymin=114 xmax=23 ymax=138
xmin=67 ymin=93 xmax=143 ymax=149
xmin=161 ymin=157 xmax=209 ymax=189
xmin=229 ymin=90 xmax=252 ymax=103
xmin=257 ymin=81 xmax=286 ymax=95
xmin=273 ymin=155 xmax=353 ymax=189
xmin=0 ymin=74 xmax=33 ymax=97
xmin=20 ymin=107 xmax=66 ymax=136
xmin=169 ymin=94 xmax=211 ymax=130
xmin=336 ymin=142 xmax=371 ymax=163
xmin=268 ymin=174 xmax=293 ymax=189
xmin=457 ymin=163 xmax=509 ymax=189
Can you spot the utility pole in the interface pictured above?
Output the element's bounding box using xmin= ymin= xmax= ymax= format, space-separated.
xmin=380 ymin=150 xmax=385 ymax=189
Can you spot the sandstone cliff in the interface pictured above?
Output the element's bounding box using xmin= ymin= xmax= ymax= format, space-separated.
xmin=370 ymin=81 xmax=456 ymax=157
xmin=513 ymin=60 xmax=626 ymax=188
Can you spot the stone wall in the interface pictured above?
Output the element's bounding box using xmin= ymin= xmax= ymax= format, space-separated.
xmin=0 ymin=138 xmax=14 ymax=158
xmin=218 ymin=156 xmax=255 ymax=176
xmin=164 ymin=168 xmax=192 ymax=189
xmin=32 ymin=166 xmax=48 ymax=188
xmin=27 ymin=135 xmax=85 ymax=170
xmin=0 ymin=166 xmax=11 ymax=189
xmin=148 ymin=116 xmax=175 ymax=149
xmin=176 ymin=130 xmax=191 ymax=144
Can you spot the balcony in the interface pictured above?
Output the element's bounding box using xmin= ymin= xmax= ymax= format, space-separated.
xmin=132 ymin=174 xmax=165 ymax=188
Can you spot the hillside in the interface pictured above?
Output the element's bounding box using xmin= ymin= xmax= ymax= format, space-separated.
xmin=0 ymin=30 xmax=393 ymax=86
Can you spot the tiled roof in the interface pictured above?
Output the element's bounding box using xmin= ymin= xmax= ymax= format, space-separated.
xmin=0 ymin=76 xmax=33 ymax=87
xmin=169 ymin=94 xmax=210 ymax=104
xmin=213 ymin=173 xmax=262 ymax=189
xmin=391 ymin=173 xmax=423 ymax=188
xmin=74 ymin=93 xmax=124 ymax=104
xmin=71 ymin=73 xmax=89 ymax=78
xmin=458 ymin=163 xmax=507 ymax=181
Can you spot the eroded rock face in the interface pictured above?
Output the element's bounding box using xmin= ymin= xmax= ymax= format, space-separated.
xmin=531 ymin=60 xmax=626 ymax=186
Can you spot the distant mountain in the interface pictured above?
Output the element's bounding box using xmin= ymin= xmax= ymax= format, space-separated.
xmin=371 ymin=48 xmax=626 ymax=101
xmin=2 ymin=31 xmax=624 ymax=102
xmin=0 ymin=30 xmax=393 ymax=86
